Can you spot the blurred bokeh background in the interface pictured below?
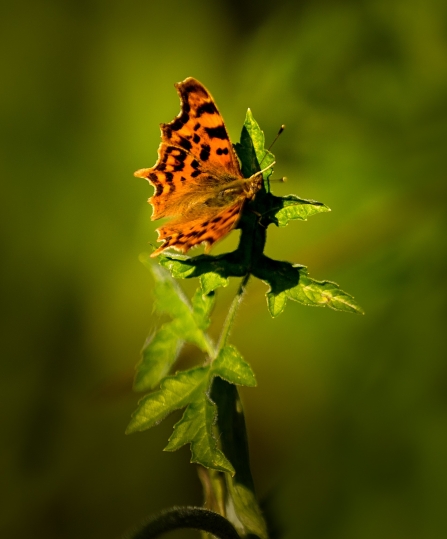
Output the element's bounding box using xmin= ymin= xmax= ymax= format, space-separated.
xmin=1 ymin=0 xmax=446 ymax=537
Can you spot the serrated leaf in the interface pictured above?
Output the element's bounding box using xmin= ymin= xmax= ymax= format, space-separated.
xmin=165 ymin=394 xmax=235 ymax=474
xmin=200 ymin=272 xmax=230 ymax=294
xmin=254 ymin=256 xmax=363 ymax=315
xmin=212 ymin=345 xmax=256 ymax=387
xmin=226 ymin=482 xmax=268 ymax=539
xmin=266 ymin=194 xmax=330 ymax=227
xmin=142 ymin=259 xmax=212 ymax=352
xmin=266 ymin=290 xmax=288 ymax=317
xmin=235 ymin=109 xmax=274 ymax=186
xmin=286 ymin=273 xmax=365 ymax=314
xmin=157 ymin=252 xmax=196 ymax=278
xmin=133 ymin=325 xmax=182 ymax=392
xmin=157 ymin=252 xmax=245 ymax=291
xmin=149 ymin=264 xmax=192 ymax=318
xmin=126 ymin=366 xmax=209 ymax=434
xmin=191 ymin=288 xmax=215 ymax=330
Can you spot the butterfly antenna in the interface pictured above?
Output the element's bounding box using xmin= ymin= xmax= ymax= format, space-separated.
xmin=267 ymin=124 xmax=285 ymax=153
xmin=259 ymin=125 xmax=285 ymax=167
xmin=250 ymin=161 xmax=276 ymax=180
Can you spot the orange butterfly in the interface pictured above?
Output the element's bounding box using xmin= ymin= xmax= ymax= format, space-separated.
xmin=135 ymin=77 xmax=274 ymax=257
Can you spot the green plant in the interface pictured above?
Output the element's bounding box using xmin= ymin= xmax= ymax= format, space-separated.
xmin=125 ymin=111 xmax=363 ymax=539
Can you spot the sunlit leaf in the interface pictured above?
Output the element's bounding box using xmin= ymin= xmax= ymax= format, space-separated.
xmin=256 ymin=257 xmax=364 ymax=315
xmin=191 ymin=288 xmax=215 ymax=330
xmin=266 ymin=194 xmax=330 ymax=227
xmin=235 ymin=109 xmax=274 ymax=185
xmin=156 ymin=252 xmax=196 ymax=278
xmin=126 ymin=366 xmax=209 ymax=434
xmin=142 ymin=259 xmax=212 ymax=352
xmin=226 ymin=482 xmax=268 ymax=539
xmin=286 ymin=272 xmax=365 ymax=314
xmin=200 ymin=272 xmax=230 ymax=294
xmin=212 ymin=345 xmax=256 ymax=387
xmin=158 ymin=252 xmax=239 ymax=292
xmin=266 ymin=290 xmax=288 ymax=318
xmin=165 ymin=394 xmax=235 ymax=474
xmin=133 ymin=325 xmax=182 ymax=392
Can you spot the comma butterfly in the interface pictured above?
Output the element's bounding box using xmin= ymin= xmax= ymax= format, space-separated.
xmin=134 ymin=77 xmax=274 ymax=257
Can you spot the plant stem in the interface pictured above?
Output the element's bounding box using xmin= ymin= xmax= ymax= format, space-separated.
xmin=217 ymin=273 xmax=250 ymax=352
xmin=121 ymin=506 xmax=240 ymax=539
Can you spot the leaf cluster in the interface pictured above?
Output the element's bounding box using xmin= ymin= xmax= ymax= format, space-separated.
xmin=128 ymin=262 xmax=255 ymax=475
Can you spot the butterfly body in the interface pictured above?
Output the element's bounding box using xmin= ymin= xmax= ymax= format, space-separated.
xmin=135 ymin=77 xmax=266 ymax=257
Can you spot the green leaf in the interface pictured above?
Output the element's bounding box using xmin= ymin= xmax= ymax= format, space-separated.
xmin=133 ymin=325 xmax=182 ymax=392
xmin=286 ymin=272 xmax=365 ymax=314
xmin=200 ymin=272 xmax=230 ymax=294
xmin=191 ymin=288 xmax=215 ymax=330
xmin=235 ymin=109 xmax=274 ymax=185
xmin=165 ymin=394 xmax=235 ymax=474
xmin=141 ymin=258 xmax=213 ymax=353
xmin=156 ymin=252 xmax=197 ymax=278
xmin=266 ymin=194 xmax=330 ymax=227
xmin=254 ymin=256 xmax=364 ymax=315
xmin=266 ymin=290 xmax=288 ymax=318
xmin=126 ymin=366 xmax=209 ymax=434
xmin=226 ymin=482 xmax=268 ymax=539
xmin=212 ymin=345 xmax=256 ymax=387
xmin=158 ymin=251 xmax=244 ymax=291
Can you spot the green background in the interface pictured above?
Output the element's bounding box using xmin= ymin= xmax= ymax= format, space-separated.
xmin=1 ymin=0 xmax=446 ymax=537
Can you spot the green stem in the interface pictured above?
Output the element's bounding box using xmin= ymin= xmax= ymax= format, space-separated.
xmin=217 ymin=273 xmax=250 ymax=352
xmin=204 ymin=332 xmax=217 ymax=361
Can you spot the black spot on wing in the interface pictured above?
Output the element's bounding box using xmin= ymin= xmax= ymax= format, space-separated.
xmin=165 ymin=172 xmax=174 ymax=182
xmin=204 ymin=125 xmax=227 ymax=139
xmin=191 ymin=170 xmax=200 ymax=178
xmin=216 ymin=147 xmax=229 ymax=155
xmin=181 ymin=176 xmax=187 ymax=182
xmin=193 ymin=123 xmax=201 ymax=131
xmin=178 ymin=137 xmax=192 ymax=151
xmin=149 ymin=172 xmax=158 ymax=183
xmin=193 ymin=133 xmax=200 ymax=144
xmin=190 ymin=159 xmax=200 ymax=170
xmin=175 ymin=150 xmax=187 ymax=162
xmin=195 ymin=101 xmax=218 ymax=117
xmin=200 ymin=144 xmax=211 ymax=162
xmin=171 ymin=118 xmax=183 ymax=131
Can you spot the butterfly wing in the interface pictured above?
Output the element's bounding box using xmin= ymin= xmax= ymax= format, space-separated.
xmin=161 ymin=78 xmax=242 ymax=178
xmin=152 ymin=200 xmax=244 ymax=256
xmin=135 ymin=77 xmax=247 ymax=255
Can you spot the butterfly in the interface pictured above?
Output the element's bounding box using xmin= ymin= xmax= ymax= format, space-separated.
xmin=134 ymin=77 xmax=274 ymax=257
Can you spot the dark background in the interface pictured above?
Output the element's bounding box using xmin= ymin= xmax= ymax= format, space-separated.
xmin=1 ymin=0 xmax=446 ymax=537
